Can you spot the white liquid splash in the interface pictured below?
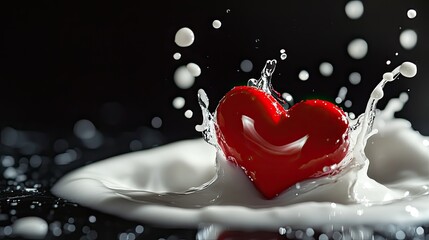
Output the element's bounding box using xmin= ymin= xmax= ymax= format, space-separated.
xmin=51 ymin=60 xmax=429 ymax=232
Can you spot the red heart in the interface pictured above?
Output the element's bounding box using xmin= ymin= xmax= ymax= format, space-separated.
xmin=215 ymin=86 xmax=350 ymax=199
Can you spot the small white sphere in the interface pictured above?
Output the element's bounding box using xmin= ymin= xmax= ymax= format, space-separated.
xmin=319 ymin=62 xmax=334 ymax=77
xmin=212 ymin=20 xmax=222 ymax=29
xmin=400 ymin=29 xmax=418 ymax=50
xmin=298 ymin=70 xmax=310 ymax=81
xmin=186 ymin=63 xmax=201 ymax=77
xmin=172 ymin=97 xmax=185 ymax=109
xmin=345 ymin=1 xmax=364 ymax=19
xmin=175 ymin=27 xmax=195 ymax=47
xmin=174 ymin=66 xmax=195 ymax=89
xmin=407 ymin=9 xmax=417 ymax=19
xmin=347 ymin=38 xmax=368 ymax=59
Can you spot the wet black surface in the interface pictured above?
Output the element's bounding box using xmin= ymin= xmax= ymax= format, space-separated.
xmin=1 ymin=0 xmax=429 ymax=239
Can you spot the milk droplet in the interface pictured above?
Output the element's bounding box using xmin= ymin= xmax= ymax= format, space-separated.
xmin=298 ymin=70 xmax=309 ymax=81
xmin=186 ymin=63 xmax=201 ymax=77
xmin=73 ymin=119 xmax=96 ymax=140
xmin=345 ymin=0 xmax=364 ymax=19
xmin=399 ymin=62 xmax=417 ymax=78
xmin=344 ymin=100 xmax=352 ymax=108
xmin=151 ymin=117 xmax=162 ymax=128
xmin=172 ymin=97 xmax=185 ymax=109
xmin=400 ymin=29 xmax=418 ymax=50
xmin=280 ymin=49 xmax=287 ymax=60
xmin=240 ymin=59 xmax=253 ymax=72
xmin=174 ymin=27 xmax=195 ymax=47
xmin=174 ymin=65 xmax=195 ymax=89
xmin=336 ymin=86 xmax=348 ymax=103
xmin=12 ymin=216 xmax=48 ymax=239
xmin=212 ymin=20 xmax=222 ymax=29
xmin=347 ymin=38 xmax=368 ymax=59
xmin=349 ymin=72 xmax=361 ymax=85
xmin=173 ymin=53 xmax=181 ymax=60
xmin=319 ymin=62 xmax=334 ymax=77
xmin=407 ymin=9 xmax=417 ymax=19
xmin=184 ymin=110 xmax=193 ymax=118
xmin=386 ymin=60 xmax=391 ymax=65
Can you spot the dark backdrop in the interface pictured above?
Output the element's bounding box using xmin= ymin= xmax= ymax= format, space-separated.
xmin=1 ymin=1 xmax=429 ymax=239
xmin=1 ymin=1 xmax=429 ymax=140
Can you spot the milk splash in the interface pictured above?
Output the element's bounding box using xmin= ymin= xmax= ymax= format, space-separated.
xmin=51 ymin=58 xmax=429 ymax=230
xmin=93 ymin=59 xmax=423 ymax=206
xmin=196 ymin=59 xmax=422 ymax=205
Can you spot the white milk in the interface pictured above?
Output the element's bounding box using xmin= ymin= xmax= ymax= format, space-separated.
xmin=51 ymin=61 xmax=429 ymax=232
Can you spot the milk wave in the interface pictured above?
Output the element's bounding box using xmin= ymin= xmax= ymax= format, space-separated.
xmin=51 ymin=61 xmax=429 ymax=229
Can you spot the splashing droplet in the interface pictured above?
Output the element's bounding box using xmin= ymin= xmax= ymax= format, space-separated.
xmin=184 ymin=110 xmax=193 ymax=119
xmin=187 ymin=63 xmax=201 ymax=77
xmin=240 ymin=59 xmax=253 ymax=72
xmin=319 ymin=62 xmax=334 ymax=77
xmin=212 ymin=20 xmax=222 ymax=29
xmin=400 ymin=29 xmax=418 ymax=50
xmin=151 ymin=117 xmax=162 ymax=128
xmin=174 ymin=66 xmax=195 ymax=89
xmin=174 ymin=27 xmax=195 ymax=47
xmin=349 ymin=72 xmax=362 ymax=85
xmin=173 ymin=53 xmax=181 ymax=60
xmin=347 ymin=38 xmax=368 ymax=59
xmin=407 ymin=9 xmax=417 ymax=19
xmin=298 ymin=70 xmax=310 ymax=81
xmin=172 ymin=97 xmax=185 ymax=109
xmin=345 ymin=1 xmax=364 ymax=19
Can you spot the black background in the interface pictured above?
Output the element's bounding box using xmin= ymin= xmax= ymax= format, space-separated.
xmin=1 ymin=0 xmax=429 ymax=138
xmin=1 ymin=0 xmax=429 ymax=239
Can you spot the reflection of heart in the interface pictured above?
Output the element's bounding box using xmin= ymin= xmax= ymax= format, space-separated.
xmin=215 ymin=86 xmax=349 ymax=199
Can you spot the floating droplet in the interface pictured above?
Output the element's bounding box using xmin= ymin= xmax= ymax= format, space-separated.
xmin=151 ymin=117 xmax=163 ymax=128
xmin=279 ymin=49 xmax=287 ymax=60
xmin=174 ymin=66 xmax=195 ymax=89
xmin=184 ymin=110 xmax=193 ymax=119
xmin=174 ymin=27 xmax=195 ymax=47
xmin=399 ymin=29 xmax=418 ymax=50
xmin=212 ymin=20 xmax=222 ymax=29
xmin=345 ymin=1 xmax=364 ymax=19
xmin=319 ymin=62 xmax=334 ymax=77
xmin=172 ymin=97 xmax=185 ymax=109
xmin=347 ymin=38 xmax=368 ymax=59
xmin=349 ymin=72 xmax=362 ymax=85
xmin=73 ymin=119 xmax=96 ymax=140
xmin=186 ymin=63 xmax=201 ymax=77
xmin=240 ymin=59 xmax=253 ymax=72
xmin=173 ymin=52 xmax=181 ymax=60
xmin=298 ymin=70 xmax=309 ymax=81
xmin=407 ymin=9 xmax=417 ymax=19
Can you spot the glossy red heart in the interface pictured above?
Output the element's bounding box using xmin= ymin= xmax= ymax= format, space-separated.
xmin=215 ymin=86 xmax=349 ymax=199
